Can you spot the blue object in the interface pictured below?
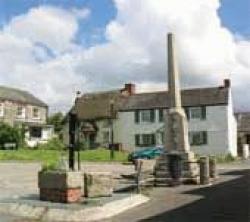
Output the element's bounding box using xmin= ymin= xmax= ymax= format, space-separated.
xmin=128 ymin=147 xmax=163 ymax=162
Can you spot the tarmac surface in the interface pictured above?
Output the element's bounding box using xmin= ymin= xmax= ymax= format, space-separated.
xmin=0 ymin=160 xmax=249 ymax=221
xmin=109 ymin=160 xmax=250 ymax=222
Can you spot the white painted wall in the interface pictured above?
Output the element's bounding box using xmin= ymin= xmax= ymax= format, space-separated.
xmin=227 ymin=90 xmax=238 ymax=157
xmin=25 ymin=125 xmax=54 ymax=147
xmin=116 ymin=104 xmax=237 ymax=156
xmin=117 ymin=110 xmax=164 ymax=151
xmin=188 ymin=105 xmax=229 ymax=156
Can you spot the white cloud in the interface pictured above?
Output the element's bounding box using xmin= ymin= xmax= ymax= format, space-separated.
xmin=78 ymin=0 xmax=250 ymax=110
xmin=0 ymin=6 xmax=89 ymax=112
xmin=0 ymin=1 xmax=250 ymax=112
xmin=3 ymin=6 xmax=84 ymax=54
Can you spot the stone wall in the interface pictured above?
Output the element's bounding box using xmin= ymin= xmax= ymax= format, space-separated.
xmin=0 ymin=100 xmax=47 ymax=126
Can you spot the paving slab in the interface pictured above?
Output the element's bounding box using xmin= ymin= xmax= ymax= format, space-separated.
xmin=0 ymin=193 xmax=149 ymax=222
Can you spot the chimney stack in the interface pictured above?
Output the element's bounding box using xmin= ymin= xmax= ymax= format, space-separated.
xmin=224 ymin=79 xmax=231 ymax=88
xmin=122 ymin=83 xmax=136 ymax=96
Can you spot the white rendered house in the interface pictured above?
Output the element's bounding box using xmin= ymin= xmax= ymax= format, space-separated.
xmin=74 ymin=80 xmax=237 ymax=157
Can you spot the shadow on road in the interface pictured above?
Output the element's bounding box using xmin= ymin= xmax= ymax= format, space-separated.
xmin=140 ymin=169 xmax=250 ymax=222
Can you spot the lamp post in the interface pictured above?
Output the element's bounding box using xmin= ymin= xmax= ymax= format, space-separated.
xmin=109 ymin=100 xmax=115 ymax=160
xmin=68 ymin=91 xmax=81 ymax=171
xmin=68 ymin=111 xmax=76 ymax=170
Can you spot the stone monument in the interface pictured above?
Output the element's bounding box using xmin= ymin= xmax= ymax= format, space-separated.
xmin=154 ymin=33 xmax=199 ymax=185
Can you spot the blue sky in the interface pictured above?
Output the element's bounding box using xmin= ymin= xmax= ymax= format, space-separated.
xmin=0 ymin=0 xmax=248 ymax=46
xmin=0 ymin=0 xmax=117 ymax=46
xmin=219 ymin=0 xmax=250 ymax=38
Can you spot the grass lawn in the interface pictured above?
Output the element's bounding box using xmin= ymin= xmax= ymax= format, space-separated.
xmin=0 ymin=148 xmax=128 ymax=165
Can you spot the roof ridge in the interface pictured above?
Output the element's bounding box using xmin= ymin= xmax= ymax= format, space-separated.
xmin=132 ymin=86 xmax=225 ymax=96
xmin=0 ymin=85 xmax=47 ymax=107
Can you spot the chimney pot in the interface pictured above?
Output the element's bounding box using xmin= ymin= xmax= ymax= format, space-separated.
xmin=123 ymin=83 xmax=136 ymax=95
xmin=224 ymin=79 xmax=231 ymax=88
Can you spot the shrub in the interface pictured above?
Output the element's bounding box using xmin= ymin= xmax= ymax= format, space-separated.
xmin=41 ymin=161 xmax=58 ymax=172
xmin=37 ymin=137 xmax=65 ymax=150
xmin=0 ymin=122 xmax=23 ymax=148
xmin=214 ymin=154 xmax=236 ymax=163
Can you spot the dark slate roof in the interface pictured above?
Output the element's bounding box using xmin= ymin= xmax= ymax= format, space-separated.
xmin=236 ymin=112 xmax=250 ymax=132
xmin=120 ymin=87 xmax=229 ymax=111
xmin=75 ymin=86 xmax=229 ymax=120
xmin=0 ymin=86 xmax=47 ymax=107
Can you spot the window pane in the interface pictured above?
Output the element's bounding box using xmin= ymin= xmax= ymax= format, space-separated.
xmin=159 ymin=109 xmax=164 ymax=122
xmin=190 ymin=107 xmax=202 ymax=119
xmin=141 ymin=110 xmax=152 ymax=122
xmin=33 ymin=108 xmax=39 ymax=118
xmin=17 ymin=106 xmax=25 ymax=118
xmin=189 ymin=131 xmax=208 ymax=145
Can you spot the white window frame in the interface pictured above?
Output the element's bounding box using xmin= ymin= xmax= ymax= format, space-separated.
xmin=135 ymin=134 xmax=156 ymax=147
xmin=32 ymin=107 xmax=40 ymax=119
xmin=0 ymin=103 xmax=4 ymax=117
xmin=16 ymin=106 xmax=26 ymax=119
xmin=140 ymin=110 xmax=152 ymax=123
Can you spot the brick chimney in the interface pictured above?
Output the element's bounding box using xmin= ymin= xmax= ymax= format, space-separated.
xmin=224 ymin=79 xmax=231 ymax=88
xmin=121 ymin=83 xmax=136 ymax=96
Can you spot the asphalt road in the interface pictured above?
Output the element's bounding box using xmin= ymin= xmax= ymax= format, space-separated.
xmin=109 ymin=163 xmax=250 ymax=221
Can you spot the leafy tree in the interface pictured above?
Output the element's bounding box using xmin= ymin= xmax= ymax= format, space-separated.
xmin=0 ymin=122 xmax=23 ymax=148
xmin=47 ymin=112 xmax=64 ymax=134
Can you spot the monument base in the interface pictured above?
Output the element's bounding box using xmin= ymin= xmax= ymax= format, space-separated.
xmin=154 ymin=151 xmax=199 ymax=186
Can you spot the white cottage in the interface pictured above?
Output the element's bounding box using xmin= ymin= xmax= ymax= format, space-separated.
xmin=74 ymin=80 xmax=237 ymax=157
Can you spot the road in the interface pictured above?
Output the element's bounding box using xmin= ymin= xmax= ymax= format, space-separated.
xmin=0 ymin=160 xmax=249 ymax=222
xmin=109 ymin=160 xmax=250 ymax=222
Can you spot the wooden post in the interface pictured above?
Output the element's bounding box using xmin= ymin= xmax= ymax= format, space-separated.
xmin=136 ymin=160 xmax=143 ymax=194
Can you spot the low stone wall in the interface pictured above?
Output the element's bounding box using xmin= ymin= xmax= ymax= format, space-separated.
xmin=38 ymin=171 xmax=82 ymax=203
xmin=40 ymin=188 xmax=82 ymax=203
xmin=84 ymin=172 xmax=113 ymax=198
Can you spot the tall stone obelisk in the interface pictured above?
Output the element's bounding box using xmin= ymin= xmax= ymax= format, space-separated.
xmin=165 ymin=33 xmax=190 ymax=153
xmin=154 ymin=33 xmax=199 ymax=185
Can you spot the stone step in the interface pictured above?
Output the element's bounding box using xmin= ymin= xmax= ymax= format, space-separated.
xmin=154 ymin=178 xmax=169 ymax=186
xmin=154 ymin=172 xmax=170 ymax=178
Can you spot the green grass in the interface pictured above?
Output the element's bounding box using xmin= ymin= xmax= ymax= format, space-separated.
xmin=0 ymin=148 xmax=128 ymax=164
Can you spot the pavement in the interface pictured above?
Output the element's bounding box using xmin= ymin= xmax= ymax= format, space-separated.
xmin=0 ymin=160 xmax=249 ymax=222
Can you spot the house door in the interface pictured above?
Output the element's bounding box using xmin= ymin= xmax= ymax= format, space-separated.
xmin=89 ymin=134 xmax=96 ymax=149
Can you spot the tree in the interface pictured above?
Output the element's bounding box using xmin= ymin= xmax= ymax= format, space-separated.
xmin=47 ymin=112 xmax=64 ymax=134
xmin=0 ymin=122 xmax=23 ymax=148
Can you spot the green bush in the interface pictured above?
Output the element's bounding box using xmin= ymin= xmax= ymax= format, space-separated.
xmin=0 ymin=122 xmax=23 ymax=148
xmin=215 ymin=154 xmax=236 ymax=163
xmin=37 ymin=137 xmax=65 ymax=150
xmin=41 ymin=161 xmax=58 ymax=172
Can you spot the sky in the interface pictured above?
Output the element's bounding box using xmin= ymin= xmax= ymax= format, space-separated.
xmin=0 ymin=0 xmax=249 ymax=113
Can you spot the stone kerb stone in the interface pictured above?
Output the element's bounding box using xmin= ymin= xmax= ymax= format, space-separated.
xmin=84 ymin=172 xmax=113 ymax=198
xmin=38 ymin=170 xmax=82 ymax=203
